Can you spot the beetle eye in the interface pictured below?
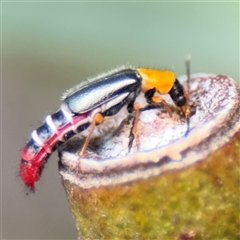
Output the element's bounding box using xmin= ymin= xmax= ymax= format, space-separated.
xmin=176 ymin=96 xmax=186 ymax=107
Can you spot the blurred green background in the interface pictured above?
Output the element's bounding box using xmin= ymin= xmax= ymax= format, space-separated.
xmin=2 ymin=2 xmax=239 ymax=239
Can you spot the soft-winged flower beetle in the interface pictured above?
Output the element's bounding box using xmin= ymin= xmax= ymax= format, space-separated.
xmin=20 ymin=66 xmax=191 ymax=191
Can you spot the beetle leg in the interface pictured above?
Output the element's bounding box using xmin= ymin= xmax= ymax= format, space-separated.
xmin=79 ymin=113 xmax=104 ymax=157
xmin=128 ymin=102 xmax=141 ymax=152
xmin=145 ymin=88 xmax=172 ymax=117
xmin=150 ymin=95 xmax=173 ymax=117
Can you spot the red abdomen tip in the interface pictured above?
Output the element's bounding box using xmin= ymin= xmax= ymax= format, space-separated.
xmin=20 ymin=161 xmax=41 ymax=191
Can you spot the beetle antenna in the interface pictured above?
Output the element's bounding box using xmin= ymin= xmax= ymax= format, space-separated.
xmin=185 ymin=53 xmax=191 ymax=94
xmin=184 ymin=53 xmax=192 ymax=136
xmin=184 ymin=116 xmax=190 ymax=137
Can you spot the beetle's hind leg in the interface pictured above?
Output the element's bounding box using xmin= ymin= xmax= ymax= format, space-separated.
xmin=79 ymin=113 xmax=104 ymax=157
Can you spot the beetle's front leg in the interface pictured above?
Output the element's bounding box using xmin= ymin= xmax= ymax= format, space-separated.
xmin=145 ymin=88 xmax=173 ymax=117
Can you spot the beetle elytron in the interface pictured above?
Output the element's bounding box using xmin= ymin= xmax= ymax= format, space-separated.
xmin=20 ymin=66 xmax=191 ymax=191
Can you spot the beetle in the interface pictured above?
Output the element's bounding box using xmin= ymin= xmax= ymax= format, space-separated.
xmin=20 ymin=66 xmax=191 ymax=192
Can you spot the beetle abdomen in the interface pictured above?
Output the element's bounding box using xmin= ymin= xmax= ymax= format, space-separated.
xmin=20 ymin=106 xmax=90 ymax=191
